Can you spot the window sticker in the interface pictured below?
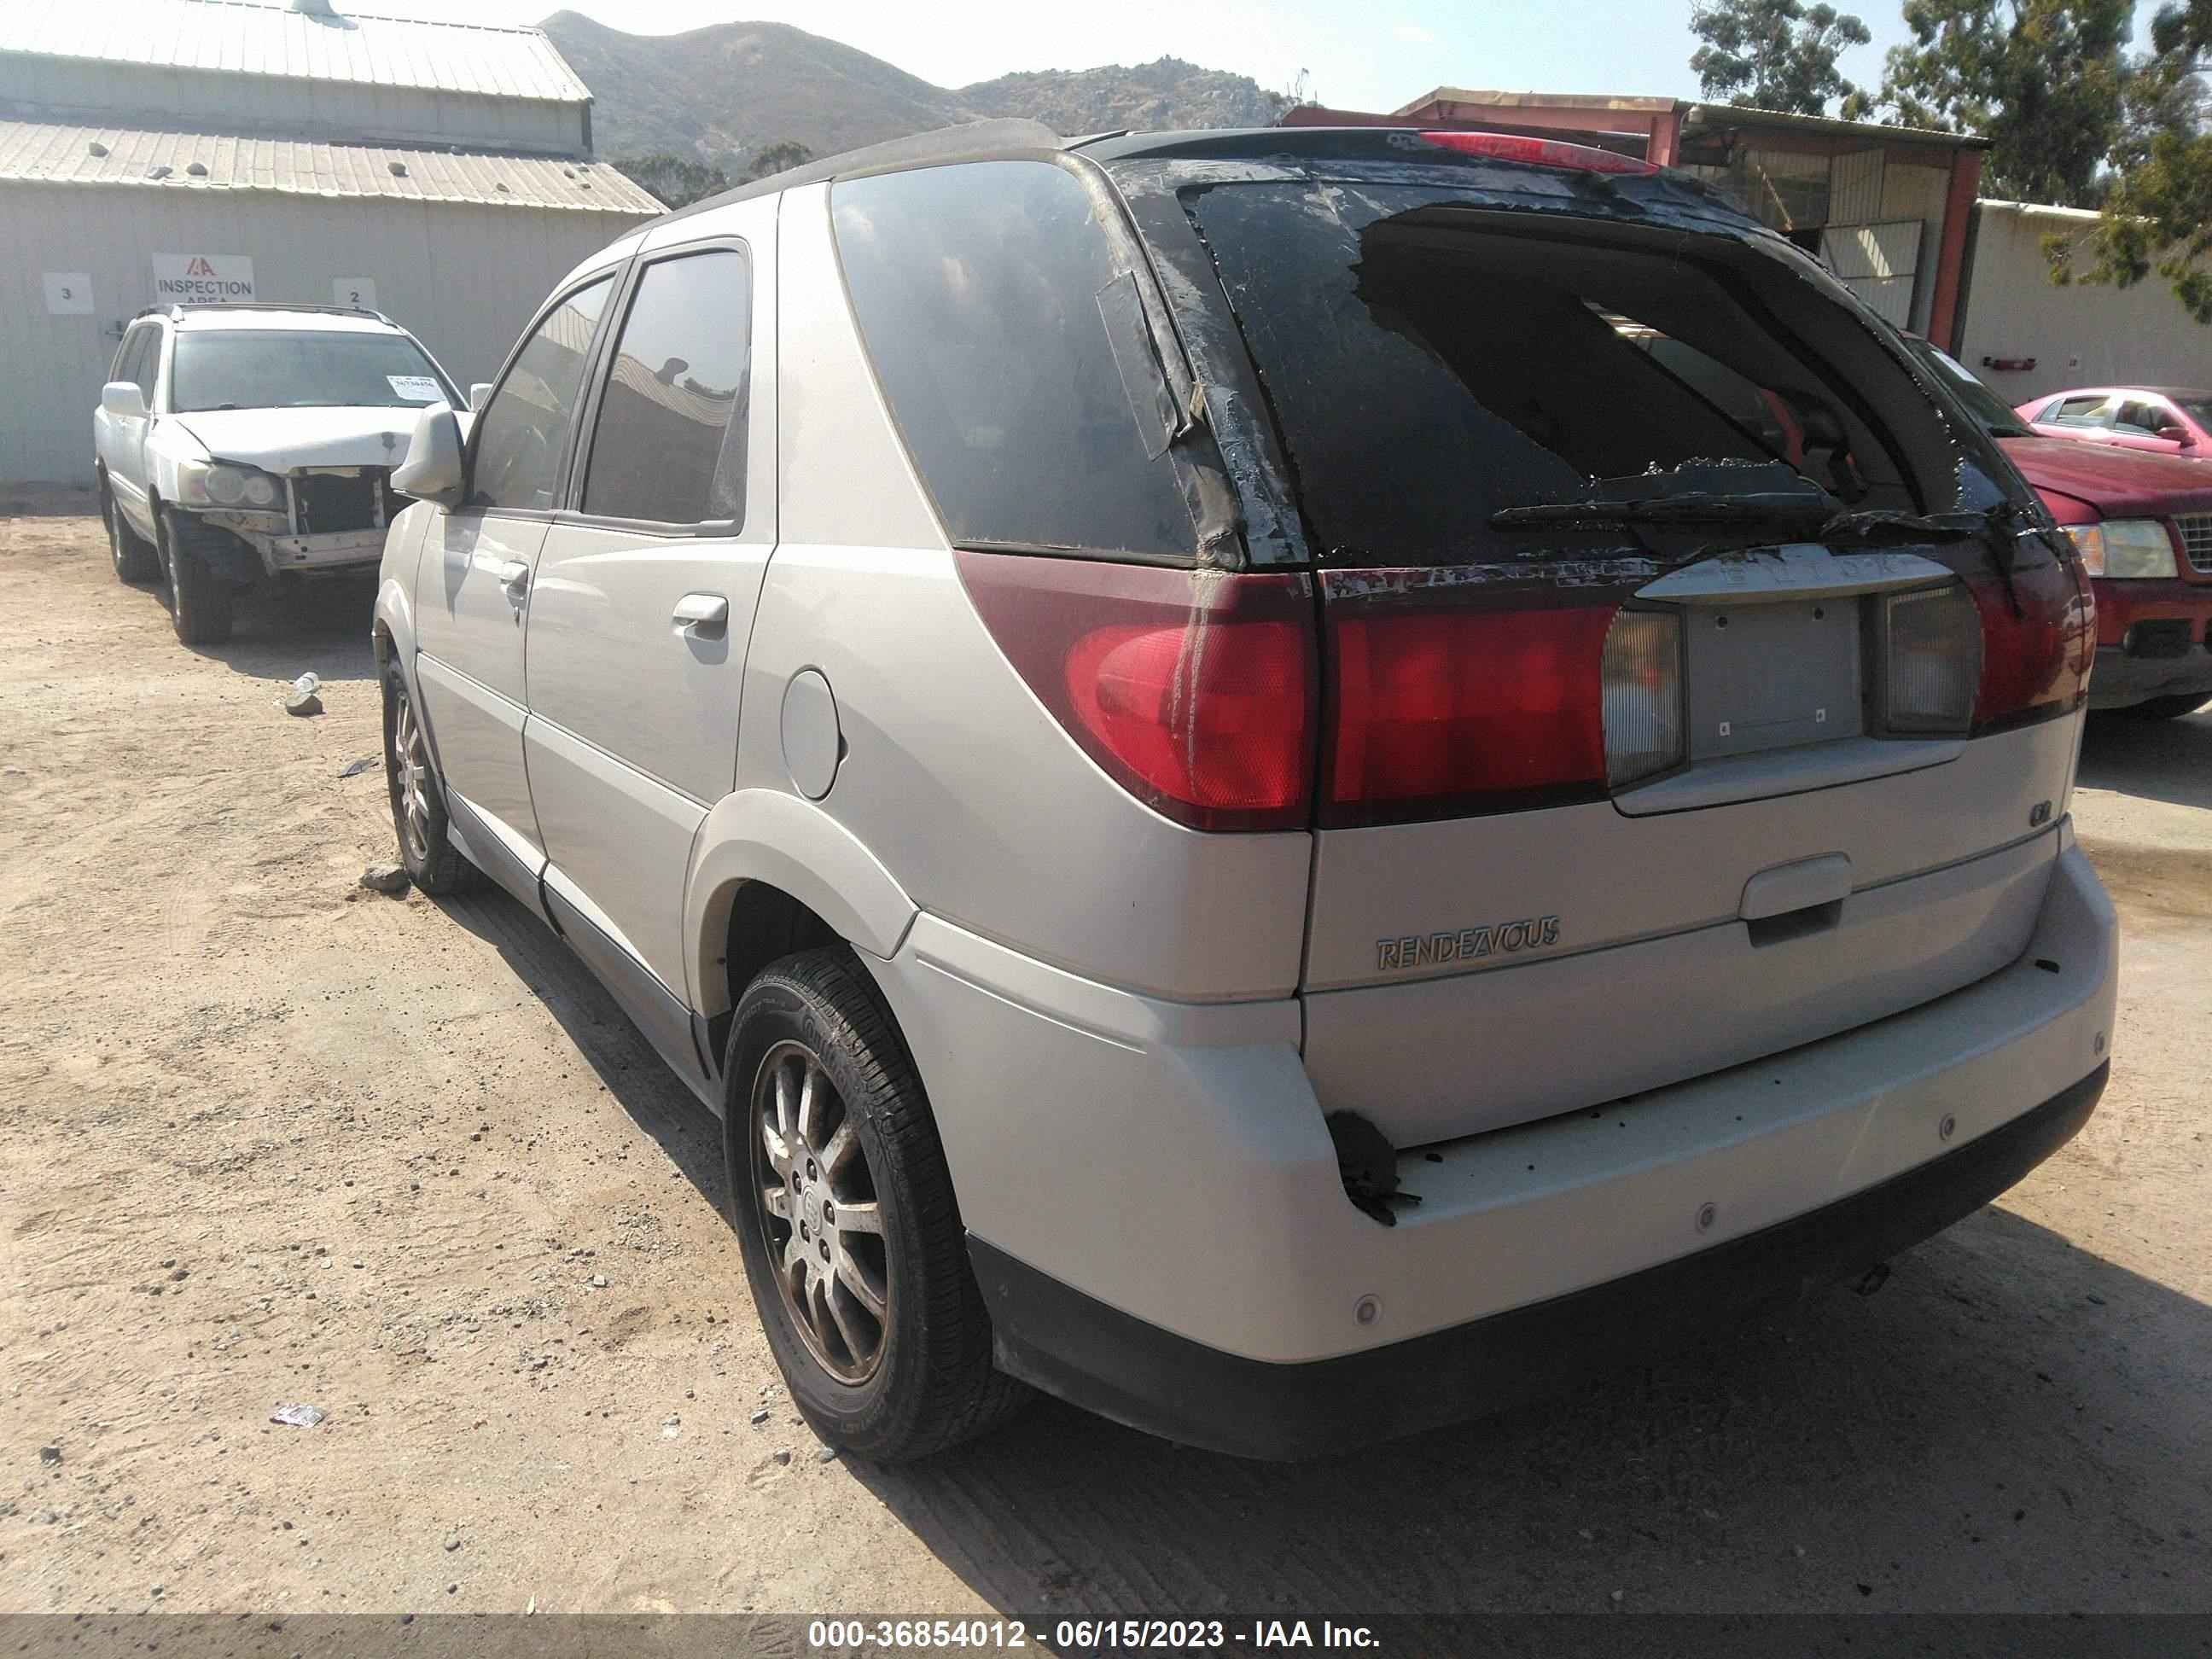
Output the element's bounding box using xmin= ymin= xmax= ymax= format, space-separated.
xmin=387 ymin=375 xmax=444 ymax=402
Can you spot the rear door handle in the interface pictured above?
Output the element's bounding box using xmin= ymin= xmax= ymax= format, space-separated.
xmin=495 ymin=560 xmax=531 ymax=591
xmin=672 ymin=592 xmax=729 ymax=630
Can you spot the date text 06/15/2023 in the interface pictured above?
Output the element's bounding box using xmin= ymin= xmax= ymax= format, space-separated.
xmin=804 ymin=1618 xmax=1382 ymax=1650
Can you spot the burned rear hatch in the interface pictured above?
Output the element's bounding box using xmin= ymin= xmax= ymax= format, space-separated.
xmin=1117 ymin=148 xmax=2089 ymax=1145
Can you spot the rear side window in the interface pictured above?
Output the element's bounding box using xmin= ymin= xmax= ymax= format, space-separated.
xmin=833 ymin=160 xmax=1194 ymax=560
xmin=471 ymin=276 xmax=614 ymax=512
xmin=2051 ymin=395 xmax=2111 ymax=427
xmin=581 ymin=248 xmax=751 ymax=526
xmin=2115 ymin=399 xmax=2169 ymax=435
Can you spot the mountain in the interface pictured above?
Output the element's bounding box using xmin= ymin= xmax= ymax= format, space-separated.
xmin=540 ymin=12 xmax=1284 ymax=175
xmin=961 ymin=59 xmax=1288 ymax=136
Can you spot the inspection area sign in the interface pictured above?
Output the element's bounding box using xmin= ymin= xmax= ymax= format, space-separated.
xmin=153 ymin=254 xmax=255 ymax=303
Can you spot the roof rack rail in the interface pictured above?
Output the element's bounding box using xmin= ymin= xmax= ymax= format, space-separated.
xmin=137 ymin=301 xmax=397 ymax=326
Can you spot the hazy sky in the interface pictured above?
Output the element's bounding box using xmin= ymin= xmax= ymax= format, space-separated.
xmin=403 ymin=0 xmax=1948 ymax=110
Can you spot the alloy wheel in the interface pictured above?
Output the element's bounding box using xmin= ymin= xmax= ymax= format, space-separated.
xmin=389 ymin=688 xmax=434 ymax=864
xmin=748 ymin=1039 xmax=889 ymax=1383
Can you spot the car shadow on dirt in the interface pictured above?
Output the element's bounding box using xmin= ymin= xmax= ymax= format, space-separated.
xmin=841 ymin=1209 xmax=2209 ymax=1615
xmin=2079 ymin=709 xmax=2212 ymax=812
xmin=425 ymin=882 xmax=726 ymax=1196
xmin=177 ymin=573 xmax=383 ymax=682
xmin=410 ymin=885 xmax=2208 ymax=1616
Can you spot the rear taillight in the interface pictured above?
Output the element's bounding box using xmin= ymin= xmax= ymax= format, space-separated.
xmin=1881 ymin=585 xmax=1982 ymax=734
xmin=955 ymin=550 xmax=1316 ymax=831
xmin=1417 ymin=130 xmax=1661 ymax=175
xmin=1598 ymin=609 xmax=1684 ymax=787
xmin=1967 ymin=553 xmax=2095 ymax=733
xmin=1321 ymin=580 xmax=1618 ymax=827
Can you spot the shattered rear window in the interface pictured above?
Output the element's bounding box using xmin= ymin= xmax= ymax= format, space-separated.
xmin=1188 ymin=183 xmax=1946 ymax=567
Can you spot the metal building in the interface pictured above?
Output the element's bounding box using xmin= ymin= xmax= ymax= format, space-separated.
xmin=1283 ymin=90 xmax=1988 ymax=346
xmin=0 ymin=0 xmax=662 ymax=485
xmin=1955 ymin=200 xmax=2212 ymax=404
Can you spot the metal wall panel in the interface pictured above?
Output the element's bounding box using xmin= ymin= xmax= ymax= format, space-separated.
xmin=1830 ymin=149 xmax=1884 ymax=225
xmin=1822 ymin=219 xmax=1926 ymax=330
xmin=0 ymin=185 xmax=652 ymax=484
xmin=1957 ymin=201 xmax=2212 ymax=403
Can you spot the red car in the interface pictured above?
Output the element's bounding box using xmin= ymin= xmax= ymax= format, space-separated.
xmin=2015 ymin=384 xmax=2212 ymax=460
xmin=1916 ymin=346 xmax=2212 ymax=718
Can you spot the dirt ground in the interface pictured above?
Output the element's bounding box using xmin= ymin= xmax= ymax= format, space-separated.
xmin=2 ymin=490 xmax=2207 ymax=1620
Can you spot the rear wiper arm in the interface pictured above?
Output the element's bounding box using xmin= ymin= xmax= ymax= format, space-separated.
xmin=1816 ymin=507 xmax=2000 ymax=543
xmin=1491 ymin=492 xmax=1835 ymax=528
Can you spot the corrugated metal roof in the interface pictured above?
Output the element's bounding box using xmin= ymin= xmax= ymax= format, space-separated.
xmin=0 ymin=117 xmax=664 ymax=213
xmin=0 ymin=0 xmax=591 ymax=104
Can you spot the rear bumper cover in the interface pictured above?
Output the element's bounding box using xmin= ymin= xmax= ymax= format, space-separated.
xmin=972 ymin=1061 xmax=2106 ymax=1459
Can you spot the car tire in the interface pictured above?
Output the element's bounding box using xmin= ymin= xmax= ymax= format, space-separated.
xmin=725 ymin=947 xmax=1031 ymax=1461
xmin=155 ymin=507 xmax=236 ymax=645
xmin=380 ymin=657 xmax=480 ymax=895
xmin=100 ymin=478 xmax=159 ymax=584
xmin=2116 ymin=693 xmax=2209 ymax=721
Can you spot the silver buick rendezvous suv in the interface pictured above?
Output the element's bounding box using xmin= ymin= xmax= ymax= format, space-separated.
xmin=375 ymin=121 xmax=2116 ymax=1460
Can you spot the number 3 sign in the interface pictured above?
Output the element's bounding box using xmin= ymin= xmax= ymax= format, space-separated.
xmin=44 ymin=273 xmax=93 ymax=315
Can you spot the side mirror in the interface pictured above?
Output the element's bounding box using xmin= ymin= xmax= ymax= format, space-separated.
xmin=102 ymin=381 xmax=148 ymax=420
xmin=469 ymin=381 xmax=494 ymax=412
xmin=393 ymin=403 xmax=467 ymax=509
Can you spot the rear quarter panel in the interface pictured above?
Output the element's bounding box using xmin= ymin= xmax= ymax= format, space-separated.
xmin=736 ymin=183 xmax=1310 ymax=1003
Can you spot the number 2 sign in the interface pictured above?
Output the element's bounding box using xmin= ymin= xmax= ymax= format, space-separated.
xmin=333 ymin=277 xmax=378 ymax=311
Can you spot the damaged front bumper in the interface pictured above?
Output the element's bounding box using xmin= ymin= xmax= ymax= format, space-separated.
xmin=198 ymin=509 xmax=385 ymax=577
xmin=876 ymin=833 xmax=2116 ymax=1458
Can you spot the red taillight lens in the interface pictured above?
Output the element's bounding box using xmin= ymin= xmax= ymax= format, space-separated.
xmin=1322 ymin=582 xmax=1618 ymax=826
xmin=1967 ymin=550 xmax=2095 ymax=732
xmin=1417 ymin=130 xmax=1660 ymax=175
xmin=955 ymin=550 xmax=1316 ymax=831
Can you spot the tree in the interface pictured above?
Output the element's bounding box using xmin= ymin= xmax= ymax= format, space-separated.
xmin=608 ymin=153 xmax=728 ymax=211
xmin=2066 ymin=3 xmax=2212 ymax=318
xmin=1871 ymin=0 xmax=2133 ymax=207
xmin=1690 ymin=0 xmax=1873 ymax=115
xmin=742 ymin=140 xmax=814 ymax=183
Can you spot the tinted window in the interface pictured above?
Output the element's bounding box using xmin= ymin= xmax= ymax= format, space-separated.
xmin=2052 ymin=395 xmax=2111 ymax=426
xmin=110 ymin=328 xmax=140 ymax=387
xmin=1189 ymin=183 xmax=1926 ymax=567
xmin=581 ymin=250 xmax=750 ymax=525
xmin=833 ymin=160 xmax=1193 ymax=558
xmin=171 ymin=330 xmax=452 ymax=413
xmin=471 ymin=277 xmax=614 ymax=511
xmin=1908 ymin=341 xmax=2032 ymax=437
xmin=2115 ymin=399 xmax=2169 ymax=435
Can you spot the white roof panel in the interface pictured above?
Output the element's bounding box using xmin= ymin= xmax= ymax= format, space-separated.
xmin=0 ymin=117 xmax=665 ymax=214
xmin=0 ymin=0 xmax=591 ymax=104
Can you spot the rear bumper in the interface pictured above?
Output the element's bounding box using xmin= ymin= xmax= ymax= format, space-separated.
xmin=876 ymin=836 xmax=2116 ymax=1440
xmin=972 ymin=1060 xmax=2106 ymax=1459
xmin=2088 ymin=643 xmax=2212 ymax=709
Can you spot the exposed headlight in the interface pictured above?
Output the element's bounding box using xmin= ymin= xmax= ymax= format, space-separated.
xmin=2065 ymin=519 xmax=2178 ymax=579
xmin=178 ymin=459 xmax=283 ymax=511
